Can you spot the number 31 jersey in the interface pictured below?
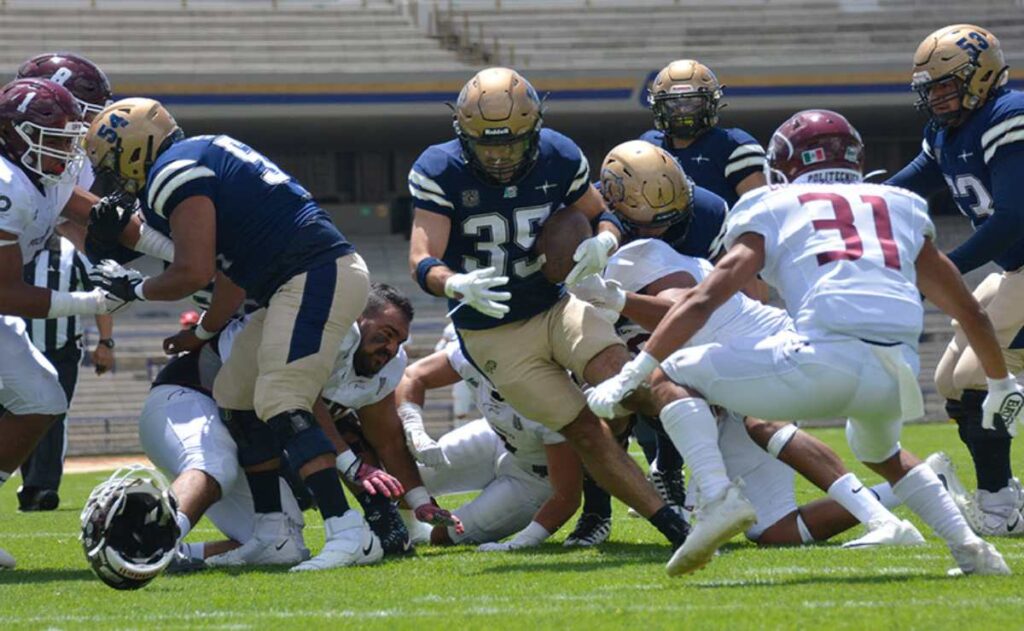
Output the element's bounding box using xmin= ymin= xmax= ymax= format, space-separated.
xmin=408 ymin=128 xmax=590 ymax=330
xmin=724 ymin=183 xmax=935 ymax=347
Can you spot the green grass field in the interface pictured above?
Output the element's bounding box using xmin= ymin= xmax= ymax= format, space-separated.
xmin=1 ymin=422 xmax=1022 ymax=630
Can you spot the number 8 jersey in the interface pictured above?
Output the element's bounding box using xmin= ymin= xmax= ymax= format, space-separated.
xmin=408 ymin=128 xmax=590 ymax=330
xmin=725 ymin=183 xmax=935 ymax=347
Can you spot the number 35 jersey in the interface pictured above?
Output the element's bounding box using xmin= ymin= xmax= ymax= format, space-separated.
xmin=725 ymin=183 xmax=934 ymax=347
xmin=408 ymin=128 xmax=590 ymax=330
xmin=140 ymin=135 xmax=355 ymax=305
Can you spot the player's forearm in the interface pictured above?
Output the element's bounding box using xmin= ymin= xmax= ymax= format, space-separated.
xmin=621 ymin=292 xmax=674 ymax=331
xmin=139 ymin=263 xmax=212 ymax=301
xmin=643 ymin=291 xmax=713 ymax=362
xmin=200 ymin=273 xmax=246 ymax=333
xmin=422 ymin=263 xmax=455 ymax=297
xmin=312 ymin=398 xmax=349 ymax=454
xmin=532 ymin=492 xmax=580 ymax=533
xmin=95 ymin=314 xmax=113 ymax=338
xmin=958 ymin=307 xmax=1010 ymax=379
xmin=396 ymin=375 xmax=427 ymax=408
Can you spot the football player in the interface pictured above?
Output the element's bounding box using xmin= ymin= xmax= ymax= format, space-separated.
xmin=589 ymin=109 xmax=1021 ymax=576
xmin=886 ymin=24 xmax=1024 ymax=537
xmin=573 ymin=141 xmax=926 ymax=548
xmin=408 ymin=67 xmax=691 ymax=550
xmin=396 ymin=340 xmax=582 ymax=549
xmin=0 ymin=78 xmax=125 ymax=569
xmin=83 ymin=98 xmax=373 ymax=571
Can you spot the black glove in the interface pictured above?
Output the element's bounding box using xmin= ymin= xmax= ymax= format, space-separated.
xmin=85 ymin=192 xmax=138 ymax=263
xmin=88 ymin=259 xmax=146 ymax=304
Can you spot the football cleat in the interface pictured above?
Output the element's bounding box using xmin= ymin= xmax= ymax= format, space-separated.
xmin=666 ymin=482 xmax=756 ymax=577
xmin=968 ymin=483 xmax=1024 ymax=538
xmin=205 ymin=512 xmax=309 ymax=567
xmin=924 ymin=452 xmax=972 ymax=513
xmin=948 ymin=539 xmax=1012 ymax=576
xmin=361 ymin=495 xmax=414 ymax=556
xmin=563 ymin=513 xmax=612 ymax=547
xmin=290 ymin=510 xmax=383 ymax=572
xmin=652 ymin=468 xmax=688 ymax=510
xmin=842 ymin=519 xmax=926 ymax=549
xmin=165 ymin=547 xmax=207 ymax=575
xmin=0 ymin=546 xmax=14 ymax=569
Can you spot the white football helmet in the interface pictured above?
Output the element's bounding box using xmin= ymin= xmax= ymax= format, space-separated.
xmin=80 ymin=465 xmax=180 ymax=590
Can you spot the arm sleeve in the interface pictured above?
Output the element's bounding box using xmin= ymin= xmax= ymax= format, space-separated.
xmin=947 ymin=147 xmax=1024 ymax=273
xmin=884 ymin=147 xmax=945 ymax=196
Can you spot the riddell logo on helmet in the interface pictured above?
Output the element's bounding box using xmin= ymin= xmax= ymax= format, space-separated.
xmin=483 ymin=127 xmax=511 ymax=136
xmin=669 ymin=84 xmax=693 ymax=93
xmin=801 ymin=148 xmax=826 ymax=165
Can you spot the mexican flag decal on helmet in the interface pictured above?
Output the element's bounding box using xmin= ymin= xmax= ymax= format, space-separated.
xmin=801 ymin=147 xmax=826 ymax=165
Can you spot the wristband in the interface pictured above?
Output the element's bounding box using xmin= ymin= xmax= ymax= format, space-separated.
xmin=415 ymin=257 xmax=445 ymax=294
xmin=136 ymin=223 xmax=176 ymax=263
xmin=133 ymin=281 xmax=148 ymax=301
xmin=397 ymin=402 xmax=425 ymax=424
xmin=335 ymin=450 xmax=358 ymax=475
xmin=631 ymin=350 xmax=660 ymax=377
xmin=48 ymin=289 xmax=104 ymax=318
xmin=405 ymin=486 xmax=430 ymax=509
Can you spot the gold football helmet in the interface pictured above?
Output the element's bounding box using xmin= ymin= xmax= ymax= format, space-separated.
xmin=453 ymin=67 xmax=543 ymax=184
xmin=600 ymin=140 xmax=694 ymax=236
xmin=85 ymin=97 xmax=183 ymax=194
xmin=912 ymin=24 xmax=1007 ymax=126
xmin=648 ymin=59 xmax=723 ymax=139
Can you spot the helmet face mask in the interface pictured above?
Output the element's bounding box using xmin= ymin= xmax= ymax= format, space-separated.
xmin=911 ymin=24 xmax=1007 ymax=127
xmin=80 ymin=465 xmax=179 ymax=590
xmin=649 ymin=60 xmax=722 ymax=140
xmin=600 ymin=140 xmax=694 ymax=239
xmin=13 ymin=117 xmax=87 ymax=184
xmin=0 ymin=78 xmax=86 ymax=185
xmin=453 ymin=67 xmax=543 ymax=186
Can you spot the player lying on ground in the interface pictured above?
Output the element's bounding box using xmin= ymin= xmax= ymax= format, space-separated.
xmin=396 ymin=341 xmax=582 ymax=550
xmin=588 ymin=109 xmax=1023 ymax=577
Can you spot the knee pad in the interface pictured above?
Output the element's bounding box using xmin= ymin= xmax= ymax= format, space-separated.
xmin=269 ymin=410 xmax=336 ymax=470
xmin=219 ymin=408 xmax=281 ymax=467
xmin=955 ymin=390 xmax=1014 ymax=441
xmin=766 ymin=424 xmax=800 ymax=458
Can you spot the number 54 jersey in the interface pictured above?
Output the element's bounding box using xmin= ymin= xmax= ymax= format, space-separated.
xmin=408 ymin=128 xmax=590 ymax=330
xmin=724 ymin=183 xmax=935 ymax=348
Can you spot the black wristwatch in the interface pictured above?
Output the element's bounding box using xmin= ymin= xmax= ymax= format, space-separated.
xmin=98 ymin=338 xmax=115 ymax=349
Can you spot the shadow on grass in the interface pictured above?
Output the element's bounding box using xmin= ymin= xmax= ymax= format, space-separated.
xmin=475 ymin=541 xmax=671 ymax=575
xmin=687 ymin=569 xmax=949 ymax=589
xmin=0 ymin=568 xmax=96 ymax=584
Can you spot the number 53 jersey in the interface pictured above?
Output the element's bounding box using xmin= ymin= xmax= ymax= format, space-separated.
xmin=140 ymin=135 xmax=354 ymax=305
xmin=408 ymin=128 xmax=590 ymax=330
xmin=725 ymin=183 xmax=935 ymax=347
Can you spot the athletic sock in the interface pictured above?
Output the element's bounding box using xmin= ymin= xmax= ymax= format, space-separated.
xmin=175 ymin=511 xmax=192 ymax=541
xmin=648 ymin=504 xmax=689 ymax=548
xmin=581 ymin=475 xmax=612 ymax=519
xmin=870 ymin=483 xmax=901 ymax=510
xmin=304 ymin=468 xmax=350 ymax=520
xmin=827 ymin=472 xmax=894 ymax=524
xmin=973 ymin=436 xmax=1013 ymax=492
xmin=660 ymin=398 xmax=730 ymax=502
xmin=183 ymin=541 xmax=205 ymax=560
xmin=893 ymin=463 xmax=978 ymax=546
xmin=245 ymin=470 xmax=283 ymax=514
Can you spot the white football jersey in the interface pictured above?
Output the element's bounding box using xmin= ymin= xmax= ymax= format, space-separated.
xmin=605 ymin=238 xmax=792 ymax=347
xmin=445 ymin=342 xmax=564 ymax=469
xmin=322 ymin=324 xmax=407 ymax=410
xmin=725 ymin=183 xmax=934 ymax=347
xmin=0 ymin=155 xmax=76 ymax=264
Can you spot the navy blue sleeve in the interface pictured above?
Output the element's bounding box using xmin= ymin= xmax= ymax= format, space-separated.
xmin=884 ymin=150 xmax=945 ymax=197
xmin=948 ymin=148 xmax=1024 ymax=273
xmin=596 ymin=210 xmax=624 ymax=233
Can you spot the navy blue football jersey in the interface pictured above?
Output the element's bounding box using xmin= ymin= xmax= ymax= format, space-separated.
xmin=887 ymin=88 xmax=1024 ymax=276
xmin=639 ymin=127 xmax=765 ymax=206
xmin=140 ymin=135 xmax=354 ymax=305
xmin=598 ymin=183 xmax=728 ymax=259
xmin=409 ymin=128 xmax=590 ymax=330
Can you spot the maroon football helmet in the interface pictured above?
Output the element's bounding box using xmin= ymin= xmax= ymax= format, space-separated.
xmin=767 ymin=109 xmax=865 ymax=184
xmin=0 ymin=78 xmax=86 ymax=184
xmin=16 ymin=53 xmax=112 ymax=121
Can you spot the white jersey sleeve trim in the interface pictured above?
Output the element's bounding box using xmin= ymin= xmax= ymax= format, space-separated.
xmin=409 ymin=185 xmax=454 ymax=210
xmin=727 ymin=144 xmax=766 ymax=161
xmin=408 ymin=170 xmax=447 ymax=196
xmin=146 ymin=159 xmax=197 ymax=209
xmin=724 ymin=155 xmax=767 ymax=178
xmin=567 ymin=155 xmax=590 ymax=196
xmin=983 ymin=128 xmax=1024 ymax=164
xmin=151 ymin=165 xmax=216 ymax=219
xmin=922 ymin=137 xmax=934 ymax=159
xmin=981 ymin=114 xmax=1024 ymax=149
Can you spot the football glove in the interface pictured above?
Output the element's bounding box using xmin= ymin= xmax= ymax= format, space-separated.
xmin=982 ymin=376 xmax=1024 ymax=437
xmin=414 ymin=500 xmax=464 ymax=535
xmin=89 ymin=259 xmax=146 ymax=304
xmin=586 ymin=351 xmax=660 ymax=419
xmin=337 ymin=454 xmax=404 ymax=498
xmin=85 ymin=192 xmax=136 ymax=261
xmin=444 ymin=267 xmax=511 ymax=319
xmin=569 ymin=273 xmax=627 ymax=314
xmin=565 ymin=231 xmax=618 ymax=287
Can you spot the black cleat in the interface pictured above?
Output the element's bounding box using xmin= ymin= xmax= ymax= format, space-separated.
xmin=563 ymin=513 xmax=612 ymax=547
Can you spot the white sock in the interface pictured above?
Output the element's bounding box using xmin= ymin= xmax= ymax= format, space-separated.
xmin=870 ymin=483 xmax=901 ymax=510
xmin=399 ymin=508 xmax=434 ymax=543
xmin=660 ymin=398 xmax=730 ymax=502
xmin=893 ymin=464 xmax=979 ymax=546
xmin=175 ymin=511 xmax=192 ymax=541
xmin=828 ymin=472 xmax=895 ymax=525
xmin=183 ymin=541 xmax=205 ymax=560
xmin=0 ymin=471 xmax=10 ymax=489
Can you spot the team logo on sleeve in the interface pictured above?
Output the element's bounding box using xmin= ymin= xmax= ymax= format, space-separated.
xmin=462 ymin=189 xmax=480 ymax=207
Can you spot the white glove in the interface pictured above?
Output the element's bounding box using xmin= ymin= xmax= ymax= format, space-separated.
xmin=982 ymin=376 xmax=1024 ymax=437
xmin=477 ymin=540 xmax=525 ymax=552
xmin=586 ymin=351 xmax=660 ymax=418
xmin=565 ymin=231 xmax=618 ymax=287
xmin=88 ymin=259 xmax=147 ymax=304
xmin=445 ymin=267 xmax=511 ymax=319
xmin=477 ymin=521 xmax=549 ymax=552
xmin=569 ymin=273 xmax=626 ymax=314
xmin=398 ymin=402 xmax=450 ymax=467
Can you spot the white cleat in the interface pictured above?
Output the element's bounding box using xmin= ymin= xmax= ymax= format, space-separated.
xmin=948 ymin=539 xmax=1012 ymax=576
xmin=289 ymin=510 xmax=383 ymax=572
xmin=967 ymin=482 xmax=1024 ymax=538
xmin=206 ymin=512 xmax=310 ymax=567
xmin=666 ymin=482 xmax=756 ymax=577
xmin=0 ymin=546 xmax=14 ymax=569
xmin=924 ymin=452 xmax=972 ymax=516
xmin=842 ymin=519 xmax=926 ymax=549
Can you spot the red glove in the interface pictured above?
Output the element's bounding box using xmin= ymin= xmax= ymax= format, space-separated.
xmin=415 ymin=500 xmax=464 ymax=535
xmin=339 ymin=456 xmax=404 ymax=498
